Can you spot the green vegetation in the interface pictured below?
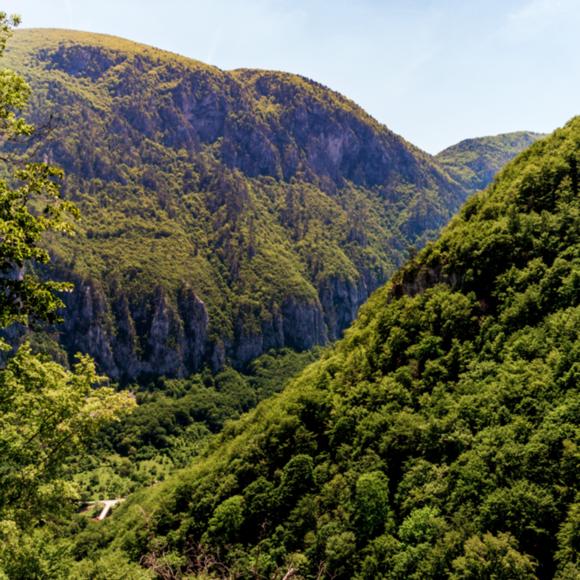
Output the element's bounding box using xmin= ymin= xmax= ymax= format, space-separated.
xmin=0 ymin=15 xmax=134 ymax=577
xmin=84 ymin=117 xmax=579 ymax=578
xmin=436 ymin=131 xmax=546 ymax=194
xmin=72 ymin=347 xmax=321 ymax=500
xmin=0 ymin=23 xmax=571 ymax=580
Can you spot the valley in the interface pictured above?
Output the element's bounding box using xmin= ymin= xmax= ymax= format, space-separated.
xmin=0 ymin=15 xmax=576 ymax=580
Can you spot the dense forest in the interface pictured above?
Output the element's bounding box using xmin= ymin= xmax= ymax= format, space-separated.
xmin=0 ymin=14 xmax=577 ymax=580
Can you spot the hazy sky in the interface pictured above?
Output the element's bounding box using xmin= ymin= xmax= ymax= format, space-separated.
xmin=3 ymin=0 xmax=579 ymax=152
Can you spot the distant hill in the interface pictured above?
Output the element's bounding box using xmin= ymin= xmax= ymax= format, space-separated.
xmin=96 ymin=117 xmax=579 ymax=579
xmin=436 ymin=131 xmax=545 ymax=193
xmin=5 ymin=29 xmax=537 ymax=380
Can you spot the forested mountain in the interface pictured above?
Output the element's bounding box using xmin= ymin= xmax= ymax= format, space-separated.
xmin=5 ymin=29 xmax=533 ymax=381
xmin=436 ymin=131 xmax=545 ymax=195
xmin=83 ymin=118 xmax=580 ymax=578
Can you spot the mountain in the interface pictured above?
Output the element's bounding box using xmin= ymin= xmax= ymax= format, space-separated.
xmin=89 ymin=118 xmax=579 ymax=578
xmin=5 ymin=29 xmax=458 ymax=380
xmin=436 ymin=131 xmax=546 ymax=194
xmin=6 ymin=30 xmax=535 ymax=381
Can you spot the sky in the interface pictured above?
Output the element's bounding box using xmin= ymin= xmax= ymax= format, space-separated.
xmin=3 ymin=0 xmax=579 ymax=153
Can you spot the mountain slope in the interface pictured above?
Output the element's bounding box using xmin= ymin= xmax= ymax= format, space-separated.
xmin=436 ymin=131 xmax=546 ymax=194
xmin=5 ymin=29 xmax=470 ymax=380
xmin=94 ymin=117 xmax=579 ymax=578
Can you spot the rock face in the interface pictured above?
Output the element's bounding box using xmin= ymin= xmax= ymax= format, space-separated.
xmin=60 ymin=277 xmax=210 ymax=380
xmin=61 ymin=279 xmax=117 ymax=373
xmin=4 ymin=30 xmax=539 ymax=380
xmin=318 ymin=274 xmax=373 ymax=341
xmin=59 ymin=276 xmax=336 ymax=378
xmin=56 ymin=265 xmax=379 ymax=379
xmin=229 ymin=296 xmax=327 ymax=367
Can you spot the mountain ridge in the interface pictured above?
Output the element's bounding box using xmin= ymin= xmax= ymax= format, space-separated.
xmin=436 ymin=130 xmax=546 ymax=194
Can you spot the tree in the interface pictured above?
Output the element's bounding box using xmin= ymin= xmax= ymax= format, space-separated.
xmin=354 ymin=471 xmax=391 ymax=540
xmin=450 ymin=533 xmax=537 ymax=579
xmin=0 ymin=13 xmax=135 ymax=574
xmin=0 ymin=344 xmax=134 ymax=528
xmin=0 ymin=12 xmax=80 ymax=333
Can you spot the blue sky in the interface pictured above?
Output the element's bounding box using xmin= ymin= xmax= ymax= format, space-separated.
xmin=3 ymin=0 xmax=579 ymax=152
